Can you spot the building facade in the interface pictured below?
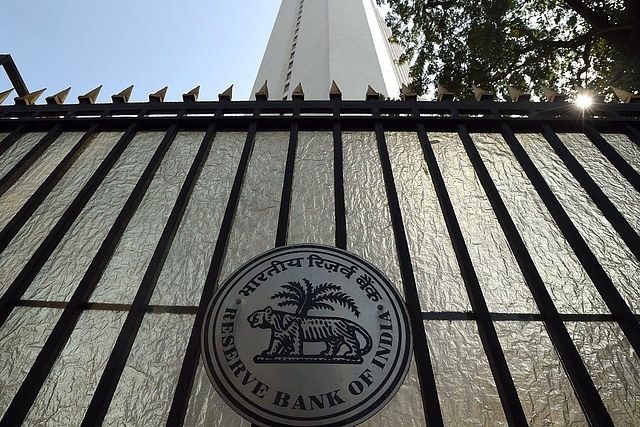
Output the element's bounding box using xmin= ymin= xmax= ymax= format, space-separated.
xmin=251 ymin=0 xmax=409 ymax=100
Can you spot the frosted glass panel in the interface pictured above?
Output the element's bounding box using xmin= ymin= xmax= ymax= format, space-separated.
xmin=287 ymin=131 xmax=335 ymax=246
xmin=430 ymin=133 xmax=537 ymax=314
xmin=343 ymin=131 xmax=403 ymax=295
xmin=90 ymin=132 xmax=203 ymax=304
xmin=520 ymin=134 xmax=640 ymax=313
xmin=362 ymin=356 xmax=426 ymax=427
xmin=0 ymin=132 xmax=46 ymax=177
xmin=495 ymin=321 xmax=587 ymax=425
xmin=0 ymin=307 xmax=63 ymax=419
xmin=566 ymin=321 xmax=640 ymax=425
xmin=424 ymin=320 xmax=507 ymax=426
xmin=602 ymin=133 xmax=640 ymax=174
xmin=184 ymin=362 xmax=250 ymax=427
xmin=103 ymin=313 xmax=194 ymax=426
xmin=560 ymin=133 xmax=640 ymax=234
xmin=474 ymin=133 xmax=608 ymax=314
xmin=22 ymin=132 xmax=163 ymax=301
xmin=0 ymin=132 xmax=83 ymax=230
xmin=0 ymin=132 xmax=122 ymax=293
xmin=150 ymin=132 xmax=246 ymax=306
xmin=219 ymin=132 xmax=289 ymax=282
xmin=386 ymin=131 xmax=470 ymax=312
xmin=24 ymin=310 xmax=126 ymax=426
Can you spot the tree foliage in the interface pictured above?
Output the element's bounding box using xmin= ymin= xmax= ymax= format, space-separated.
xmin=377 ymin=0 xmax=640 ymax=99
xmin=271 ymin=279 xmax=360 ymax=317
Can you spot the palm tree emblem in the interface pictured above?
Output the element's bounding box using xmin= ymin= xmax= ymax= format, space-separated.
xmin=246 ymin=279 xmax=372 ymax=363
xmin=272 ymin=278 xmax=360 ymax=317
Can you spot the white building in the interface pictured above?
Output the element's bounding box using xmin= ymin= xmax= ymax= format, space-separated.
xmin=251 ymin=0 xmax=410 ymax=100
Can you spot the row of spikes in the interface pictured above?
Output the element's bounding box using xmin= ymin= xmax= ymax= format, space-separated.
xmin=0 ymin=85 xmax=212 ymax=106
xmin=0 ymin=81 xmax=395 ymax=105
xmin=441 ymin=84 xmax=640 ymax=104
xmin=2 ymin=81 xmax=639 ymax=105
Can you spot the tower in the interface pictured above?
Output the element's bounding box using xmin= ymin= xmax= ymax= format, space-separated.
xmin=251 ymin=0 xmax=409 ymax=100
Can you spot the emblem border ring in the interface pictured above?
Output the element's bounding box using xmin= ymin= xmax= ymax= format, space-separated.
xmin=201 ymin=244 xmax=413 ymax=427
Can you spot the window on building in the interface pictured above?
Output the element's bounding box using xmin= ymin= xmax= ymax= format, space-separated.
xmin=286 ymin=71 xmax=292 ymax=81
xmin=284 ymin=83 xmax=290 ymax=93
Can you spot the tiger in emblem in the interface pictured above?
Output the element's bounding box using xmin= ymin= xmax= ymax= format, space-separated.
xmin=247 ymin=306 xmax=373 ymax=360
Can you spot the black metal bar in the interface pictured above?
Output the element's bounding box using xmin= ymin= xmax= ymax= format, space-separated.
xmin=0 ymin=124 xmax=139 ymax=327
xmin=582 ymin=125 xmax=640 ymax=194
xmin=166 ymin=123 xmax=257 ymax=426
xmin=414 ymin=123 xmax=527 ymax=426
xmin=0 ymin=125 xmax=177 ymax=427
xmin=501 ymin=124 xmax=640 ymax=360
xmin=81 ymin=125 xmax=216 ymax=426
xmin=625 ymin=125 xmax=640 ymax=148
xmin=0 ymin=125 xmax=62 ymax=197
xmin=275 ymin=122 xmax=298 ymax=247
xmin=0 ymin=124 xmax=26 ymax=158
xmin=0 ymin=54 xmax=28 ymax=96
xmin=459 ymin=123 xmax=614 ymax=426
xmin=333 ymin=122 xmax=347 ymax=249
xmin=373 ymin=121 xmax=445 ymax=427
xmin=541 ymin=125 xmax=640 ymax=260
xmin=0 ymin=124 xmax=99 ymax=252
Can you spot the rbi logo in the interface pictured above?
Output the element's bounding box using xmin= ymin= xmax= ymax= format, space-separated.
xmin=201 ymin=245 xmax=412 ymax=427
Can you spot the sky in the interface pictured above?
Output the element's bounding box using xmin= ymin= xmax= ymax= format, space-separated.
xmin=0 ymin=0 xmax=282 ymax=103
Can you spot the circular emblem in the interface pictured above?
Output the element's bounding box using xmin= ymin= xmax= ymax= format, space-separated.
xmin=201 ymin=244 xmax=412 ymax=427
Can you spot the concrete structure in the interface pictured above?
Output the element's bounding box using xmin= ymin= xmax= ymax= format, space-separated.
xmin=251 ymin=0 xmax=410 ymax=100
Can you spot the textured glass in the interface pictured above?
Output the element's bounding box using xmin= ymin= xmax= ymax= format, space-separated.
xmin=474 ymin=133 xmax=608 ymax=314
xmin=361 ymin=356 xmax=426 ymax=427
xmin=0 ymin=132 xmax=83 ymax=230
xmin=287 ymin=131 xmax=335 ymax=246
xmin=184 ymin=361 xmax=250 ymax=427
xmin=24 ymin=310 xmax=127 ymax=426
xmin=430 ymin=133 xmax=537 ymax=314
xmin=386 ymin=131 xmax=470 ymax=312
xmin=218 ymin=132 xmax=289 ymax=282
xmin=521 ymin=134 xmax=640 ymax=313
xmin=565 ymin=321 xmax=640 ymax=425
xmin=0 ymin=132 xmax=46 ymax=177
xmin=90 ymin=132 xmax=203 ymax=304
xmin=424 ymin=320 xmax=507 ymax=426
xmin=185 ymin=131 xmax=289 ymax=425
xmin=561 ymin=133 xmax=640 ymax=235
xmin=343 ymin=131 xmax=403 ymax=294
xmin=0 ymin=132 xmax=122 ymax=293
xmin=494 ymin=321 xmax=587 ymax=425
xmin=602 ymin=133 xmax=640 ymax=174
xmin=150 ymin=132 xmax=246 ymax=306
xmin=0 ymin=307 xmax=63 ymax=419
xmin=22 ymin=132 xmax=163 ymax=301
xmin=102 ymin=313 xmax=195 ymax=426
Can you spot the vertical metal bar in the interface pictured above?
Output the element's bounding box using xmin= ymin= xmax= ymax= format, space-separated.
xmin=499 ymin=124 xmax=640 ymax=361
xmin=373 ymin=120 xmax=445 ymax=427
xmin=275 ymin=122 xmax=299 ymax=247
xmin=0 ymin=125 xmax=62 ymax=196
xmin=166 ymin=123 xmax=258 ymax=426
xmin=582 ymin=125 xmax=640 ymax=193
xmin=0 ymin=125 xmax=26 ymax=158
xmin=541 ymin=125 xmax=640 ymax=260
xmin=625 ymin=125 xmax=640 ymax=148
xmin=459 ymin=123 xmax=614 ymax=426
xmin=81 ymin=125 xmax=216 ymax=426
xmin=0 ymin=124 xmax=99 ymax=251
xmin=333 ymin=122 xmax=347 ymax=250
xmin=0 ymin=124 xmax=178 ymax=427
xmin=414 ymin=123 xmax=526 ymax=426
xmin=0 ymin=124 xmax=139 ymax=327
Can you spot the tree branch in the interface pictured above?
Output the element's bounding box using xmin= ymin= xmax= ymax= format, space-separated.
xmin=563 ymin=0 xmax=611 ymax=31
